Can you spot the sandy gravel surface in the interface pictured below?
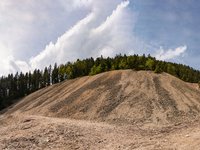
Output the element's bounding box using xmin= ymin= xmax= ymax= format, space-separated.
xmin=1 ymin=70 xmax=200 ymax=149
xmin=1 ymin=114 xmax=200 ymax=150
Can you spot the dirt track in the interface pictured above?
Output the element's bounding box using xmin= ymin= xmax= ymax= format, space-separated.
xmin=1 ymin=70 xmax=200 ymax=149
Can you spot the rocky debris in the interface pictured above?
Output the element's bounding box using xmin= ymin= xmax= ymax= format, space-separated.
xmin=1 ymin=70 xmax=200 ymax=149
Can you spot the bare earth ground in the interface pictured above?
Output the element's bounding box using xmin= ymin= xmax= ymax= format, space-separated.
xmin=1 ymin=70 xmax=200 ymax=149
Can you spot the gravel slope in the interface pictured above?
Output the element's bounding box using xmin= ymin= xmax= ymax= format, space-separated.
xmin=1 ymin=70 xmax=200 ymax=149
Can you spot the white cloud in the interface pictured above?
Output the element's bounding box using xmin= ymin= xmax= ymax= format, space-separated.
xmin=29 ymin=0 xmax=137 ymax=69
xmin=30 ymin=12 xmax=95 ymax=69
xmin=0 ymin=0 xmax=189 ymax=76
xmin=72 ymin=0 xmax=92 ymax=8
xmin=0 ymin=45 xmax=30 ymax=75
xmin=155 ymin=45 xmax=187 ymax=60
xmin=0 ymin=43 xmax=13 ymax=75
xmin=0 ymin=0 xmax=93 ymax=60
xmin=1 ymin=0 xmax=134 ymax=75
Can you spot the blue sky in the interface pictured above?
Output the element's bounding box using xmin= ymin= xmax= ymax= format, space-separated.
xmin=0 ymin=0 xmax=199 ymax=75
xmin=131 ymin=0 xmax=200 ymax=68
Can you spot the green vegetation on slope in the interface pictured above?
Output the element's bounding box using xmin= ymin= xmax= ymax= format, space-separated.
xmin=0 ymin=54 xmax=200 ymax=111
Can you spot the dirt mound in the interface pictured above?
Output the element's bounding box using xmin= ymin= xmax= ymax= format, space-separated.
xmin=4 ymin=70 xmax=200 ymax=127
xmin=1 ymin=70 xmax=200 ymax=149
